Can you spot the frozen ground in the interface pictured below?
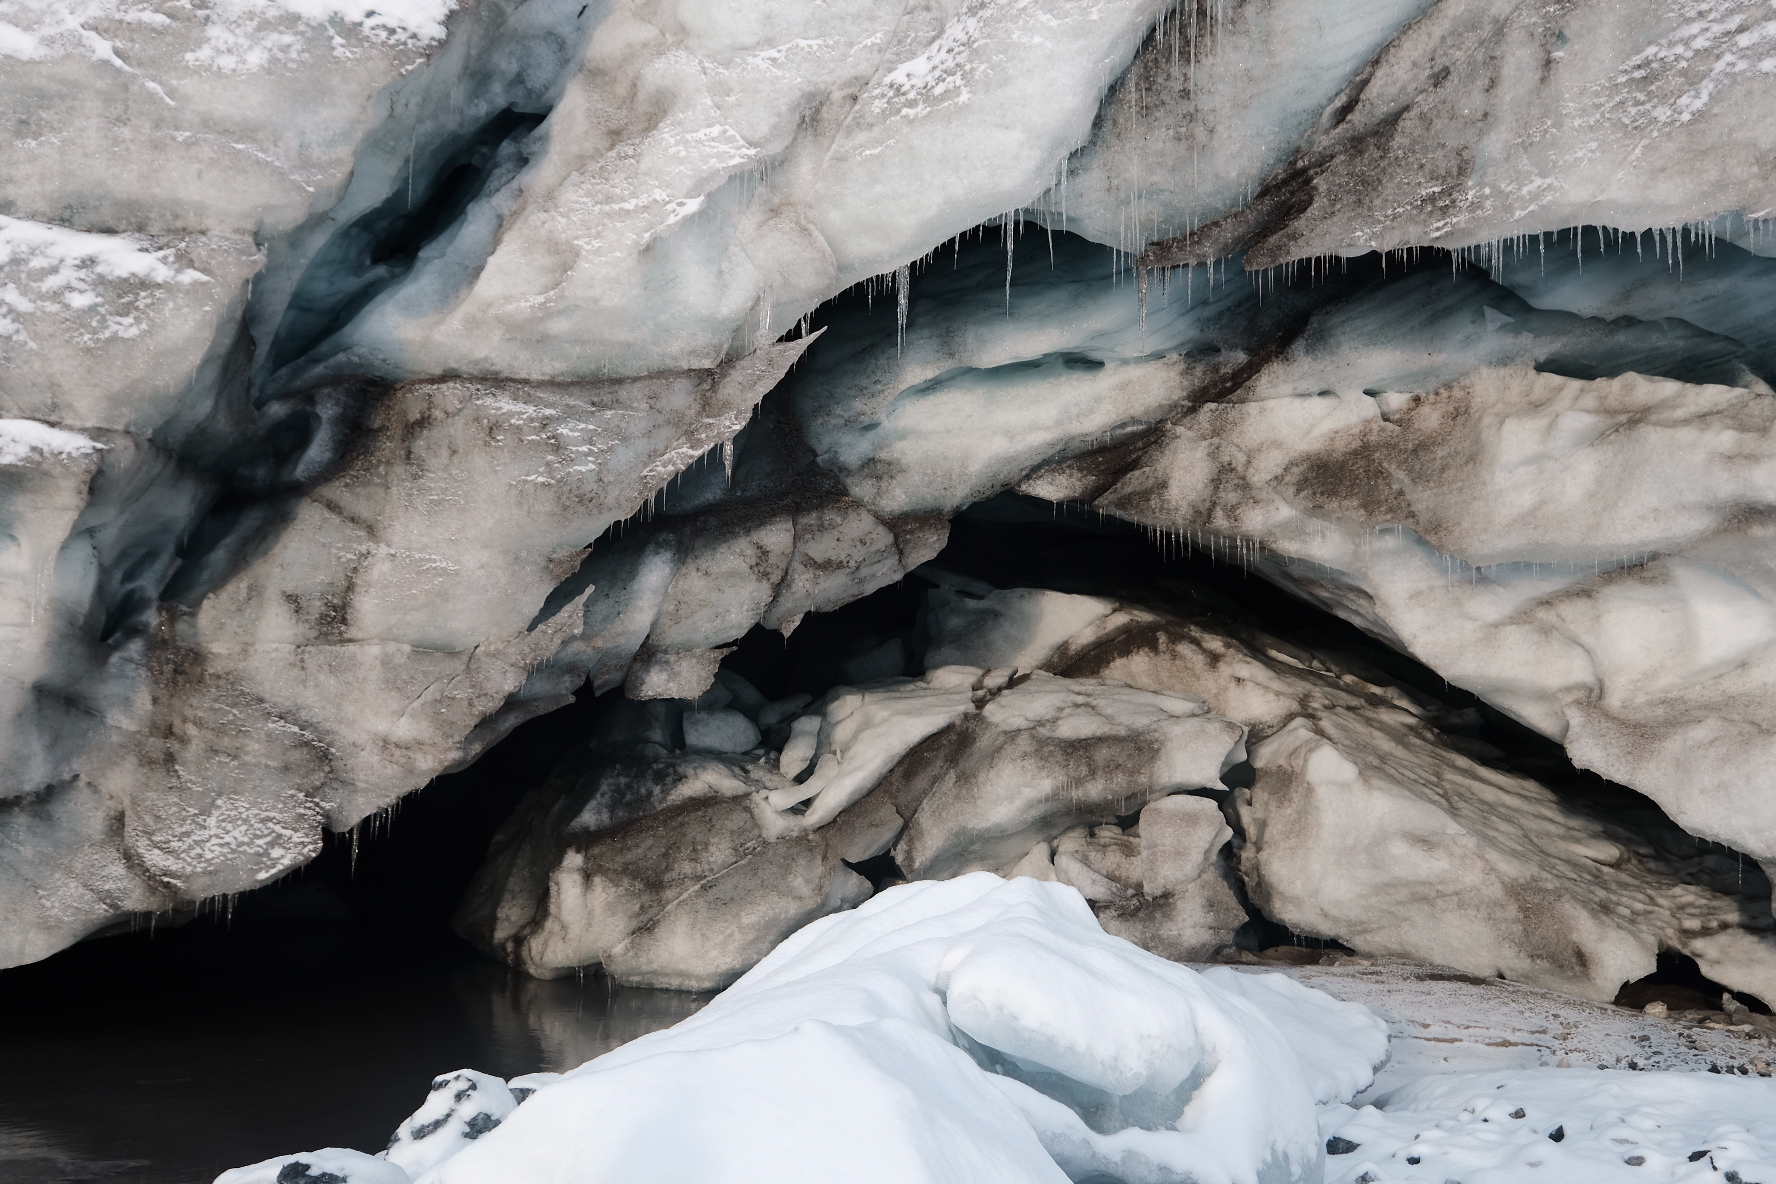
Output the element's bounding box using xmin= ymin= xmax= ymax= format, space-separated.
xmin=1278 ymin=960 xmax=1776 ymax=1090
xmin=1270 ymin=960 xmax=1776 ymax=1184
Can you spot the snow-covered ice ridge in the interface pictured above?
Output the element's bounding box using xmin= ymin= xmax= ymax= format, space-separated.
xmin=219 ymin=879 xmax=1776 ymax=1184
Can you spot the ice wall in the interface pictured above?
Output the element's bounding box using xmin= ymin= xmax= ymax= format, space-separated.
xmin=5 ymin=0 xmax=1776 ymax=970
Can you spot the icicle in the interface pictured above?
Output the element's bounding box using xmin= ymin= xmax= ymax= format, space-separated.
xmin=1002 ymin=216 xmax=1018 ymax=311
xmin=895 ymin=263 xmax=911 ymax=349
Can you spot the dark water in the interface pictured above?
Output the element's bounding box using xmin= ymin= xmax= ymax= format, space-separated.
xmin=0 ymin=869 xmax=706 ymax=1184
xmin=0 ymin=908 xmax=707 ymax=1184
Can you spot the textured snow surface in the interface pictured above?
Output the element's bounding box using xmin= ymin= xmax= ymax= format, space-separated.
xmin=1272 ymin=962 xmax=1776 ymax=1184
xmin=1288 ymin=961 xmax=1776 ymax=1085
xmin=0 ymin=0 xmax=455 ymax=72
xmin=229 ymin=875 xmax=1390 ymax=1184
xmin=1329 ymin=1069 xmax=1776 ymax=1184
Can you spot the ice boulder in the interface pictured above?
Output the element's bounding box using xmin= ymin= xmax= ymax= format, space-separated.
xmin=461 ymin=664 xmax=1252 ymax=984
xmin=341 ymin=876 xmax=1390 ymax=1184
xmin=1241 ymin=711 xmax=1776 ymax=1005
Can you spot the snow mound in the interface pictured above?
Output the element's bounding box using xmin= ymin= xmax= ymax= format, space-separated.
xmin=216 ymin=1147 xmax=409 ymax=1184
xmin=222 ymin=875 xmax=1389 ymax=1184
xmin=1324 ymin=1067 xmax=1776 ymax=1184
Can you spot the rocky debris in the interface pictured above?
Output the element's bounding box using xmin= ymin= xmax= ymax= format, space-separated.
xmin=887 ymin=672 xmax=1245 ymax=881
xmin=459 ymin=663 xmax=1248 ymax=986
xmin=216 ymin=1148 xmax=409 ymax=1184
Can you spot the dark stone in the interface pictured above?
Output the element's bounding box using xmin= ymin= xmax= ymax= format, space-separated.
xmin=408 ymin=1115 xmax=450 ymax=1141
xmin=1625 ymin=1156 xmax=1646 ymax=1166
xmin=275 ymin=1164 xmax=347 ymax=1184
xmin=1691 ymin=1151 xmax=1712 ymax=1162
xmin=1407 ymin=1156 xmax=1421 ymax=1165
xmin=463 ymin=1112 xmax=501 ymax=1140
xmin=1509 ymin=1108 xmax=1526 ymax=1119
xmin=1548 ymin=1125 xmax=1566 ymax=1143
xmin=1326 ymin=1137 xmax=1360 ymax=1155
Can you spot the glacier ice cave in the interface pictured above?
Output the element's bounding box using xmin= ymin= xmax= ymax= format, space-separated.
xmin=5 ymin=0 xmax=1776 ymax=1180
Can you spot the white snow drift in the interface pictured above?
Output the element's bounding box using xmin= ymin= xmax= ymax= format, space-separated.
xmin=220 ymin=875 xmax=1390 ymax=1184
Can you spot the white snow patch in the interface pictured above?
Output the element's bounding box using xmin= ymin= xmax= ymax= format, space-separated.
xmin=0 ymin=420 xmax=104 ymax=467
xmin=185 ymin=0 xmax=458 ymax=71
xmin=0 ymin=214 xmax=207 ymax=345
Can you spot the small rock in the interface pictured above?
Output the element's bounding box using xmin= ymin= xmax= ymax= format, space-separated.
xmin=1644 ymin=1000 xmax=1669 ymax=1018
xmin=1509 ymin=1108 xmax=1526 ymax=1119
xmin=1549 ymin=1125 xmax=1566 ymax=1142
xmin=1407 ymin=1155 xmax=1422 ymax=1165
xmin=1326 ymin=1136 xmax=1360 ymax=1155
xmin=1625 ymin=1155 xmax=1646 ymax=1166
xmin=1690 ymin=1152 xmax=1711 ymax=1162
xmin=683 ymin=708 xmax=761 ymax=754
